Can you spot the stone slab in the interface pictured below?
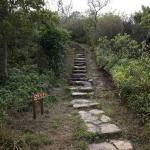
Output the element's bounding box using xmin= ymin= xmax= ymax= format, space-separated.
xmin=101 ymin=115 xmax=111 ymax=123
xmin=79 ymin=87 xmax=93 ymax=92
xmin=89 ymin=109 xmax=105 ymax=115
xmin=74 ymin=60 xmax=86 ymax=63
xmin=74 ymin=66 xmax=86 ymax=69
xmin=72 ymin=92 xmax=88 ymax=96
xmin=110 ymin=140 xmax=133 ymax=150
xmin=86 ymin=124 xmax=99 ymax=133
xmin=99 ymin=123 xmax=122 ymax=134
xmin=69 ymin=78 xmax=88 ymax=81
xmin=89 ymin=143 xmax=117 ymax=150
xmin=71 ymin=99 xmax=90 ymax=104
xmin=79 ymin=111 xmax=98 ymax=122
xmin=71 ymin=73 xmax=86 ymax=78
xmin=92 ymin=120 xmax=102 ymax=125
xmin=73 ymin=103 xmax=89 ymax=108
xmin=75 ymin=58 xmax=86 ymax=61
xmin=72 ymin=70 xmax=87 ymax=73
xmin=73 ymin=63 xmax=86 ymax=66
xmin=70 ymin=81 xmax=92 ymax=86
xmin=73 ymin=102 xmax=99 ymax=109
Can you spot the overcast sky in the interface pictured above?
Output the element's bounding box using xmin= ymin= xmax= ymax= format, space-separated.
xmin=48 ymin=0 xmax=150 ymax=15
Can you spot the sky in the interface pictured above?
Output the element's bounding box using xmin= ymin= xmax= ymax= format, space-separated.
xmin=47 ymin=0 xmax=150 ymax=15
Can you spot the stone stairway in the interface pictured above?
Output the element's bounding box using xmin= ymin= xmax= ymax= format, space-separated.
xmin=69 ymin=48 xmax=134 ymax=150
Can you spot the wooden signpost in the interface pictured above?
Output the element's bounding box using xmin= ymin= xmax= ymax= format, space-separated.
xmin=31 ymin=91 xmax=46 ymax=119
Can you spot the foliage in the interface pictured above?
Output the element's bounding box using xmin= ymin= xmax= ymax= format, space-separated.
xmin=0 ymin=65 xmax=54 ymax=111
xmin=38 ymin=27 xmax=70 ymax=76
xmin=63 ymin=11 xmax=87 ymax=43
xmin=110 ymin=58 xmax=150 ymax=123
xmin=95 ymin=34 xmax=142 ymax=70
xmin=96 ymin=13 xmax=123 ymax=39
xmin=95 ymin=34 xmax=150 ymax=124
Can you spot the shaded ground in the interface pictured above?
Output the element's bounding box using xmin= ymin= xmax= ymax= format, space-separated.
xmin=7 ymin=42 xmax=150 ymax=150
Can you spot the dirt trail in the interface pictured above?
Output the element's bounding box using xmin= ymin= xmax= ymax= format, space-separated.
xmin=9 ymin=42 xmax=150 ymax=150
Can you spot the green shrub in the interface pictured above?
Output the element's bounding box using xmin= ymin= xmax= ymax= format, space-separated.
xmin=38 ymin=27 xmax=70 ymax=76
xmin=95 ymin=33 xmax=150 ymax=124
xmin=0 ymin=65 xmax=54 ymax=111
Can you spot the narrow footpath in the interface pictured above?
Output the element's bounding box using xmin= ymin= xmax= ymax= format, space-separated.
xmin=68 ymin=44 xmax=134 ymax=150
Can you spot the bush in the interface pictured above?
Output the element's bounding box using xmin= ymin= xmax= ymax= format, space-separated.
xmin=95 ymin=33 xmax=150 ymax=124
xmin=38 ymin=27 xmax=70 ymax=76
xmin=0 ymin=65 xmax=54 ymax=111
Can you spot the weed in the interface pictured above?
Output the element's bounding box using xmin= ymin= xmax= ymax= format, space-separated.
xmin=103 ymin=108 xmax=114 ymax=117
xmin=103 ymin=91 xmax=114 ymax=99
xmin=41 ymin=136 xmax=52 ymax=144
xmin=67 ymin=103 xmax=73 ymax=107
xmin=52 ymin=116 xmax=60 ymax=129
xmin=55 ymin=82 xmax=61 ymax=87
xmin=49 ymin=94 xmax=58 ymax=102
xmin=30 ymin=140 xmax=41 ymax=147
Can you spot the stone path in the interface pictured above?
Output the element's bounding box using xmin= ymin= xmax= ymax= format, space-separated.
xmin=68 ymin=47 xmax=134 ymax=150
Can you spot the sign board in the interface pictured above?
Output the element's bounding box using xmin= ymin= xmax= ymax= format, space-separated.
xmin=31 ymin=91 xmax=46 ymax=119
xmin=32 ymin=92 xmax=46 ymax=101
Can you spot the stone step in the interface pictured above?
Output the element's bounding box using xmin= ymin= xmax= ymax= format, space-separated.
xmin=69 ymin=78 xmax=89 ymax=81
xmin=89 ymin=140 xmax=133 ymax=150
xmin=71 ymin=92 xmax=94 ymax=98
xmin=70 ymin=81 xmax=91 ymax=86
xmin=77 ymin=109 xmax=122 ymax=137
xmin=71 ymin=73 xmax=86 ymax=78
xmin=76 ymin=56 xmax=85 ymax=58
xmin=75 ymin=58 xmax=86 ymax=61
xmin=72 ymin=70 xmax=87 ymax=73
xmin=76 ymin=54 xmax=85 ymax=57
xmin=74 ymin=60 xmax=86 ymax=63
xmin=73 ymin=63 xmax=86 ymax=66
xmin=73 ymin=66 xmax=86 ymax=70
xmin=69 ymin=86 xmax=93 ymax=92
xmin=71 ymin=99 xmax=99 ymax=109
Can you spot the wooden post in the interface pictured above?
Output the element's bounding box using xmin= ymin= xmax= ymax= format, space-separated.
xmin=31 ymin=92 xmax=46 ymax=119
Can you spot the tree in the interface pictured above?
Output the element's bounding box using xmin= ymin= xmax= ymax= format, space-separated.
xmin=86 ymin=0 xmax=110 ymax=46
xmin=133 ymin=5 xmax=150 ymax=42
xmin=0 ymin=0 xmax=45 ymax=78
xmin=96 ymin=13 xmax=123 ymax=39
xmin=57 ymin=0 xmax=73 ymax=26
xmin=63 ymin=11 xmax=86 ymax=43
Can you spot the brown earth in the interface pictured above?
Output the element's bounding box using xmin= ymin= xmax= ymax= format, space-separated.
xmin=7 ymin=42 xmax=150 ymax=150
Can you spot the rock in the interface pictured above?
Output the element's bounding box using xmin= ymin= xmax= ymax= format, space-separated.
xmin=74 ymin=66 xmax=86 ymax=70
xmin=99 ymin=123 xmax=122 ymax=134
xmin=89 ymin=109 xmax=105 ymax=115
xmin=86 ymin=124 xmax=99 ymax=133
xmin=71 ymin=99 xmax=90 ymax=104
xmin=73 ymin=103 xmax=89 ymax=108
xmin=73 ymin=102 xmax=99 ymax=109
xmin=75 ymin=58 xmax=86 ymax=61
xmin=80 ymin=111 xmax=98 ymax=123
xmin=72 ymin=70 xmax=87 ymax=73
xmin=101 ymin=115 xmax=111 ymax=123
xmin=69 ymin=78 xmax=88 ymax=81
xmin=89 ymin=143 xmax=117 ymax=150
xmin=70 ymin=81 xmax=91 ymax=86
xmin=110 ymin=140 xmax=133 ymax=150
xmin=73 ymin=63 xmax=86 ymax=66
xmin=71 ymin=73 xmax=86 ymax=78
xmin=79 ymin=87 xmax=93 ymax=92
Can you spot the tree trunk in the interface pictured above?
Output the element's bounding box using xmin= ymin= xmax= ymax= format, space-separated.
xmin=3 ymin=36 xmax=8 ymax=78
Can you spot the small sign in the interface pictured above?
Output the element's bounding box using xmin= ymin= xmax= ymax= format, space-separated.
xmin=32 ymin=92 xmax=46 ymax=101
xmin=31 ymin=91 xmax=46 ymax=119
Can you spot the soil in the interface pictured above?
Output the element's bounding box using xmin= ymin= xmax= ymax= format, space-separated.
xmin=7 ymin=42 xmax=150 ymax=150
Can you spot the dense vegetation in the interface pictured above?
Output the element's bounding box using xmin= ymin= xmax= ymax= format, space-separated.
xmin=95 ymin=34 xmax=149 ymax=124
